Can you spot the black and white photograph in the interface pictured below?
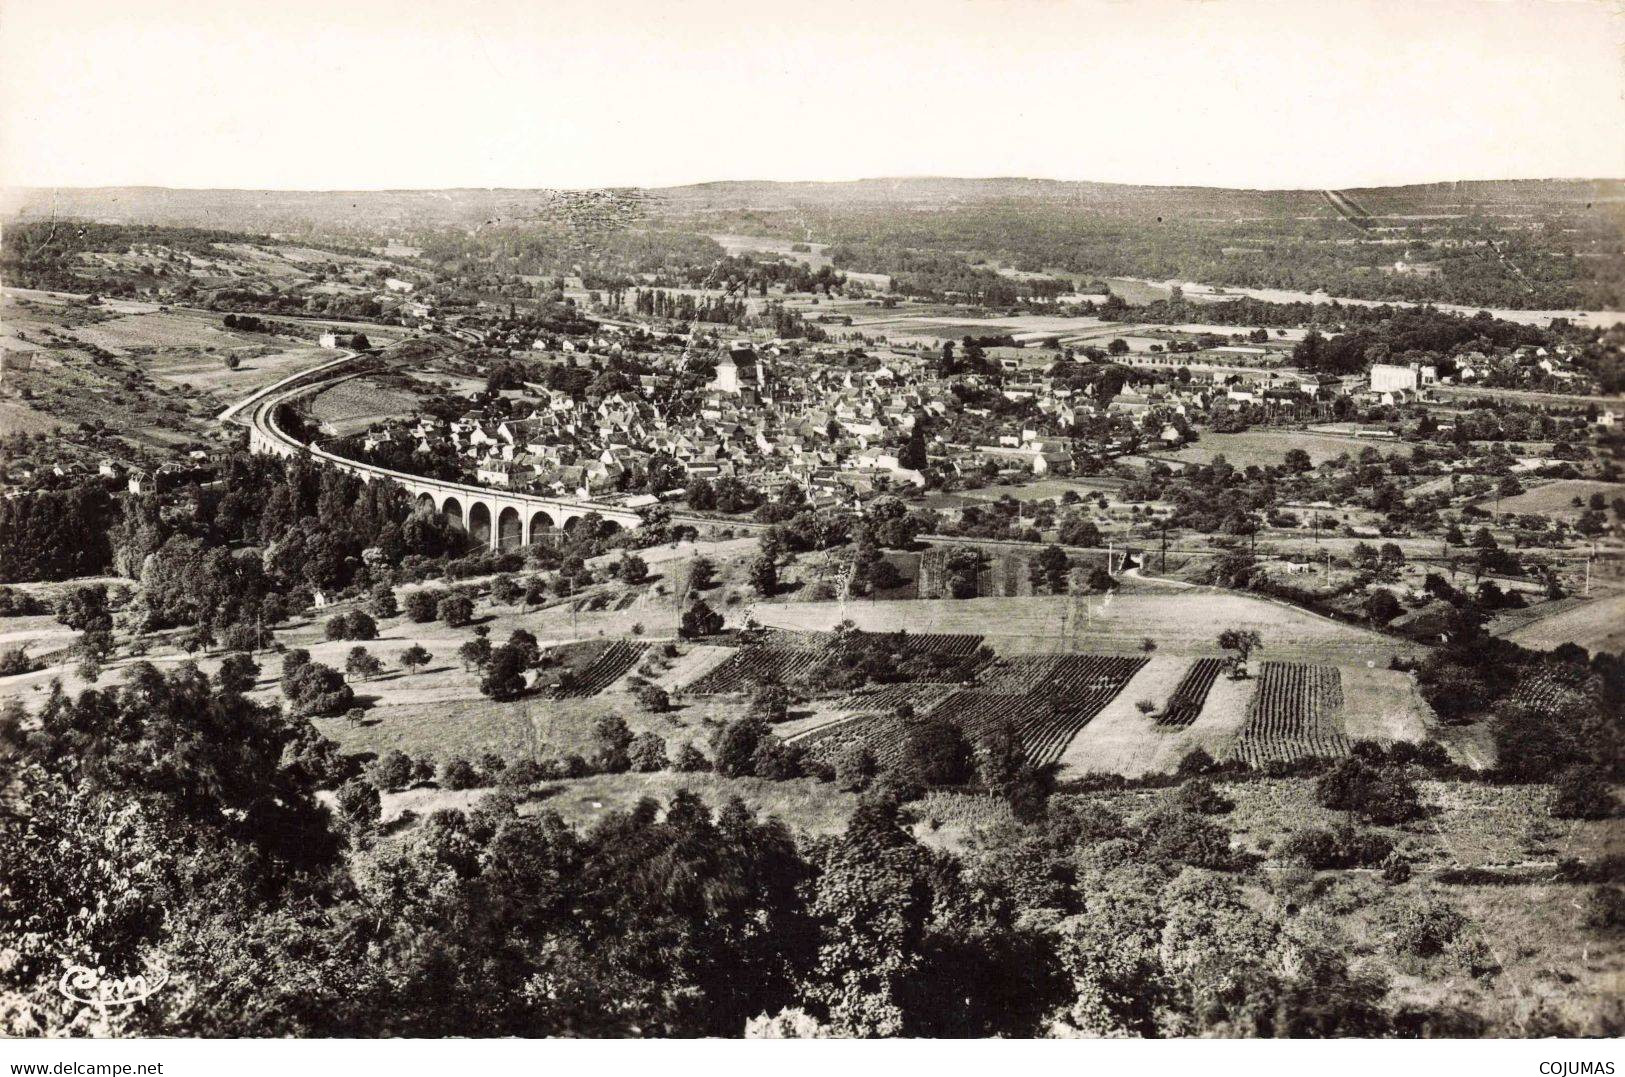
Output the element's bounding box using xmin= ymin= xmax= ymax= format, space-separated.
xmin=0 ymin=0 xmax=1622 ymax=1063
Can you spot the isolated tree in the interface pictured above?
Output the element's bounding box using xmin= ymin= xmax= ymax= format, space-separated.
xmin=749 ymin=683 xmax=791 ymax=723
xmin=1217 ymin=628 xmax=1263 ymax=671
xmin=458 ymin=636 xmax=493 ymax=671
xmin=404 ymin=590 xmax=440 ymax=622
xmin=680 ymin=597 xmax=724 ymax=639
xmin=1030 ymin=545 xmax=1070 ymax=594
xmin=1365 ymin=589 xmax=1403 ymax=625
xmin=593 ymin=714 xmax=635 ymax=773
xmin=688 ymin=557 xmax=717 ymax=592
xmin=399 ymin=643 xmax=432 ymax=675
xmin=345 ymin=646 xmax=384 ymax=682
xmin=749 ymin=554 xmax=779 ymax=597
xmin=334 ymin=777 xmax=381 ymax=830
xmin=216 ymin=652 xmax=261 ymax=694
xmin=369 ymin=749 xmax=414 ymax=792
xmin=618 ymin=552 xmax=649 ymax=584
xmin=437 ymin=594 xmax=475 ymax=628
xmin=628 ymin=731 xmax=669 ymax=772
xmin=479 ymin=644 xmax=528 ymax=701
xmin=369 ymin=585 xmax=400 ymax=619
xmin=505 ymin=628 xmax=541 ymax=668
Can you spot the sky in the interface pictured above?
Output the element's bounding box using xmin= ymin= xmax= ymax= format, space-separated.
xmin=1 ymin=0 xmax=1622 ymax=191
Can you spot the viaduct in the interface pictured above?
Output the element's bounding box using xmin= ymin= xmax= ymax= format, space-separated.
xmin=242 ymin=363 xmax=645 ymax=551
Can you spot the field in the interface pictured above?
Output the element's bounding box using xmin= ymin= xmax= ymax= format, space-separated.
xmin=779 ymin=652 xmax=1145 ymax=768
xmin=1501 ymin=592 xmax=1625 ymax=654
xmin=1057 ymin=654 xmax=1195 ymax=776
xmin=1480 ymin=480 xmax=1625 ymax=521
xmin=749 ymin=593 xmax=1421 ymax=665
xmin=1158 ymin=428 xmax=1409 ymax=469
xmin=306 ymin=374 xmax=433 ymax=436
xmin=68 ymin=310 xmax=236 ymax=353
xmin=1156 ymin=657 xmax=1226 ymax=727
xmin=1229 ymin=662 xmax=1350 ymax=767
xmin=684 ymin=630 xmax=986 ymax=696
xmin=0 ymin=293 xmax=363 ymax=459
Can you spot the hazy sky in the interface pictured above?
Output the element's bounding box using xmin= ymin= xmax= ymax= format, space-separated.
xmin=1 ymin=0 xmax=1621 ymax=191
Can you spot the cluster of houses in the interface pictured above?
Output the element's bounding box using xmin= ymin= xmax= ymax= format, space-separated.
xmin=344 ymin=328 xmax=1359 ymax=507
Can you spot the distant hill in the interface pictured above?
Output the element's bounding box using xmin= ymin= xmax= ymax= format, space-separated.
xmin=6 ymin=177 xmax=1620 ymax=235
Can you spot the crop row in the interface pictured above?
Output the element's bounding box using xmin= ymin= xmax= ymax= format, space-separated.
xmin=685 ymin=646 xmax=826 ymax=694
xmin=800 ymin=654 xmax=1146 ymax=769
xmin=835 ymin=681 xmax=961 ymax=716
xmin=555 ymin=640 xmax=649 ymax=698
xmin=1156 ymin=659 xmax=1226 ymax=728
xmin=686 ymin=631 xmax=987 ymax=696
xmin=1231 ymin=662 xmax=1350 ymax=767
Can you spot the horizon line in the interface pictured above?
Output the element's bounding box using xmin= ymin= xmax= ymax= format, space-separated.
xmin=6 ymin=173 xmax=1625 ymax=198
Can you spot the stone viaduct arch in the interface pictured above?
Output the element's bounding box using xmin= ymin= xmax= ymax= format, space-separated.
xmin=497 ymin=507 xmax=524 ymax=551
xmin=248 ymin=392 xmax=646 ymax=550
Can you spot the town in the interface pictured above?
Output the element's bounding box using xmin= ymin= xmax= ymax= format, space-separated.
xmin=1 ymin=128 xmax=1622 ymax=1056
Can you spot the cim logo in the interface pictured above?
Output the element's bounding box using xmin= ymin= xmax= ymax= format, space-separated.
xmin=57 ymin=957 xmax=170 ymax=1018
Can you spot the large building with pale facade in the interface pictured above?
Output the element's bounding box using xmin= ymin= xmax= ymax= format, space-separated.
xmin=1369 ymin=362 xmax=1438 ymax=394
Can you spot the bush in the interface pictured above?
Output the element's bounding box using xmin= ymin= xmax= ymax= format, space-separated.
xmin=636 ymin=684 xmax=671 ymax=712
xmin=710 ymin=716 xmax=770 ymax=777
xmin=1445 ymin=934 xmax=1499 ymax=978
xmin=1139 ymin=806 xmax=1237 ymax=870
xmin=749 ymin=736 xmax=806 ymax=780
xmin=1392 ymin=899 xmax=1468 ymax=958
xmin=1175 ymin=747 xmax=1217 ymax=777
xmin=1582 ymin=886 xmax=1625 ymax=931
xmin=369 ymin=749 xmax=414 ymax=792
xmin=441 ymin=757 xmax=481 ymax=790
xmin=284 ymin=661 xmax=354 ymax=717
xmin=1277 ymin=825 xmax=1394 ymax=869
xmin=836 ymin=742 xmax=878 ymax=792
xmin=334 ymin=778 xmax=380 ymax=830
xmin=325 ymin=610 xmax=378 ymax=641
xmin=500 ymin=759 xmax=548 ymax=789
xmin=215 ymin=652 xmax=260 ymax=694
xmin=404 ymin=590 xmax=441 ymax=622
xmin=894 ymin=717 xmax=975 ymax=787
xmin=1382 ymin=851 xmax=1413 ymax=884
xmin=437 ymin=594 xmax=475 ymax=628
xmin=0 ymin=648 xmax=36 ymax=678
xmin=1550 ymin=767 xmax=1617 ymax=820
xmin=369 ymin=585 xmax=400 ymax=619
xmin=0 ymin=586 xmax=46 ymax=617
xmin=1316 ymin=758 xmax=1421 ymax=824
xmin=679 ymin=597 xmax=724 ymax=638
xmin=1174 ymin=777 xmax=1234 ymax=815
xmin=673 ymin=742 xmax=711 ymax=773
xmin=628 ymin=731 xmax=669 ymax=772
